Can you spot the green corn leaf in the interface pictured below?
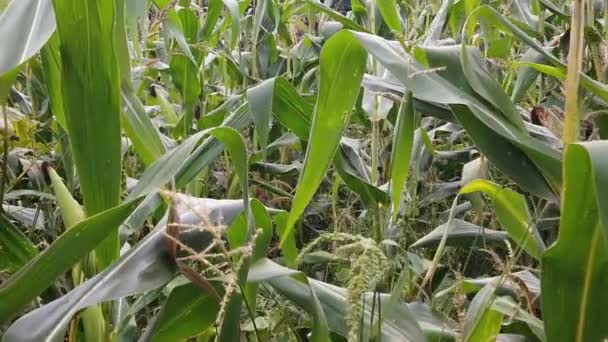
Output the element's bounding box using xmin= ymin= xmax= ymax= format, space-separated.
xmin=390 ymin=92 xmax=417 ymax=219
xmin=465 ymin=5 xmax=608 ymax=103
xmin=48 ymin=166 xmax=104 ymax=341
xmin=48 ymin=167 xmax=85 ymax=228
xmin=0 ymin=199 xmax=141 ymax=322
xmin=306 ymin=1 xmax=366 ymax=32
xmin=150 ymin=283 xmax=220 ymax=342
xmin=177 ymin=104 xmax=251 ymax=187
xmin=3 ymin=197 xmax=247 ymax=341
xmin=0 ymin=215 xmax=37 ymax=273
xmin=510 ymin=48 xmax=549 ymax=103
xmin=121 ymin=85 xmax=167 ymax=166
xmin=423 ymin=0 xmax=451 ymax=45
xmin=209 ymin=127 xmax=250 ymax=221
xmin=353 ymin=31 xmax=560 ymax=199
xmin=0 ymin=0 xmax=55 ymax=76
xmin=272 ymin=77 xmax=314 ymax=140
xmin=200 ymin=0 xmax=222 ymax=40
xmin=280 ymin=30 xmax=367 ymax=248
xmin=51 ymin=0 xmax=125 ymax=269
xmin=220 ymin=0 xmax=242 ymax=48
xmin=462 ymin=283 xmax=502 ymax=342
xmin=542 ymin=142 xmax=608 ymax=342
xmin=171 ymin=53 xmax=201 ymax=137
xmin=40 ymin=33 xmax=66 ymax=129
xmin=377 ymin=0 xmax=402 ymax=33
xmin=248 ymin=79 xmax=274 ymax=155
xmin=165 ymin=9 xmax=196 ymax=64
xmin=210 ymin=127 xmax=250 ymax=341
xmin=0 ymin=68 xmax=18 ymax=103
xmin=170 ymin=54 xmax=201 ymax=106
xmin=248 ymin=258 xmax=330 ymax=341
xmin=460 ymin=179 xmax=545 ymax=259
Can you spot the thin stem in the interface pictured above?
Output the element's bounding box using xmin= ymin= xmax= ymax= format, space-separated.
xmin=370 ymin=0 xmax=376 ymax=34
xmin=587 ymin=0 xmax=605 ymax=82
xmin=240 ymin=284 xmax=262 ymax=342
xmin=371 ymin=119 xmax=383 ymax=243
xmin=0 ymin=104 xmax=8 ymax=212
xmin=563 ymin=0 xmax=585 ymax=144
xmin=371 ymin=120 xmax=380 ymax=185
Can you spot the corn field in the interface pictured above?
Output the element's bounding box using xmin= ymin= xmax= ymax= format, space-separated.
xmin=1 ymin=0 xmax=608 ymax=341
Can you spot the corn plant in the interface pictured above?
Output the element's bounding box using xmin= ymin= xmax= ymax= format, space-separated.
xmin=1 ymin=0 xmax=608 ymax=341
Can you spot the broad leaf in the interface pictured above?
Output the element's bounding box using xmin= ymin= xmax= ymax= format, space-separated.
xmin=542 ymin=142 xmax=608 ymax=342
xmin=0 ymin=199 xmax=141 ymax=322
xmin=390 ymin=92 xmax=417 ymax=219
xmin=411 ymin=219 xmax=508 ymax=248
xmin=0 ymin=215 xmax=37 ymax=273
xmin=460 ymin=179 xmax=546 ymax=259
xmin=3 ymin=197 xmax=249 ymax=341
xmin=281 ymin=30 xmax=367 ymax=248
xmin=0 ymin=0 xmax=55 ymax=76
xmin=150 ymin=283 xmax=219 ymax=341
xmin=462 ymin=283 xmax=502 ymax=342
xmin=52 ymin=0 xmax=125 ymax=268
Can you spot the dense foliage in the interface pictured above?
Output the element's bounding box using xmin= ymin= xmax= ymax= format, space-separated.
xmin=1 ymin=0 xmax=608 ymax=341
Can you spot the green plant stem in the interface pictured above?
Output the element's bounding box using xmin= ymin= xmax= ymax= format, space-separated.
xmin=371 ymin=119 xmax=383 ymax=243
xmin=563 ymin=0 xmax=585 ymax=144
xmin=370 ymin=0 xmax=376 ymax=34
xmin=371 ymin=120 xmax=380 ymax=185
xmin=587 ymin=1 xmax=605 ymax=82
xmin=331 ymin=173 xmax=342 ymax=234
xmin=369 ymin=0 xmax=382 ymax=242
xmin=0 ymin=104 xmax=8 ymax=212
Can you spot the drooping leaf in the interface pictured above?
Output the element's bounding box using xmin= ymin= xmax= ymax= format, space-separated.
xmin=413 ymin=44 xmax=559 ymax=199
xmin=176 ymin=104 xmax=251 ymax=187
xmin=459 ymin=45 xmax=524 ymax=130
xmin=414 ymin=40 xmax=561 ymax=197
xmin=0 ymin=199 xmax=141 ymax=322
xmin=247 ymin=258 xmax=332 ymax=341
xmin=411 ymin=219 xmax=508 ymax=249
xmin=208 ymin=127 xmax=250 ymax=222
xmin=128 ymin=130 xmax=206 ymax=200
xmin=3 ymin=196 xmax=248 ymax=341
xmin=492 ymin=296 xmax=545 ymax=341
xmin=460 ymin=179 xmax=546 ymax=259
xmin=511 ymin=48 xmax=549 ymax=103
xmin=249 ymin=258 xmax=453 ymax=341
xmin=165 ymin=9 xmax=196 ymax=64
xmin=464 ymin=5 xmax=608 ymax=103
xmin=0 ymin=0 xmax=55 ymax=76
